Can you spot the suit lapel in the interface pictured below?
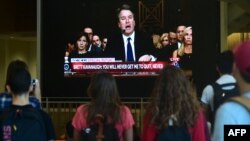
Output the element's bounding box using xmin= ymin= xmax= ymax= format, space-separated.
xmin=120 ymin=34 xmax=126 ymax=61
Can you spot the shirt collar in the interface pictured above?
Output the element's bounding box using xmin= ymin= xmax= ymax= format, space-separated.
xmin=122 ymin=31 xmax=135 ymax=42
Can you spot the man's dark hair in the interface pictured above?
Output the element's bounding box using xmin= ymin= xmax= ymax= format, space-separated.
xmin=75 ymin=32 xmax=90 ymax=47
xmin=5 ymin=60 xmax=29 ymax=90
xmin=116 ymin=4 xmax=134 ymax=20
xmin=216 ymin=50 xmax=234 ymax=74
xmin=7 ymin=67 xmax=31 ymax=95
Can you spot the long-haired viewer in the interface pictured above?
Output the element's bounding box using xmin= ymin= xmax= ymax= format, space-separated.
xmin=141 ymin=65 xmax=208 ymax=141
xmin=72 ymin=71 xmax=134 ymax=141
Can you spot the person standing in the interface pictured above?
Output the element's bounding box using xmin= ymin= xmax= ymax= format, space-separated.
xmin=141 ymin=65 xmax=208 ymax=141
xmin=212 ymin=40 xmax=250 ymax=141
xmin=0 ymin=60 xmax=41 ymax=111
xmin=0 ymin=64 xmax=56 ymax=141
xmin=201 ymin=50 xmax=238 ymax=132
xmin=72 ymin=71 xmax=134 ymax=141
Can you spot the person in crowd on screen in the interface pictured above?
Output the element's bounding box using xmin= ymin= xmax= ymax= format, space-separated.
xmin=0 ymin=65 xmax=56 ymax=140
xmin=0 ymin=60 xmax=41 ymax=111
xmin=155 ymin=32 xmax=178 ymax=62
xmin=169 ymin=29 xmax=178 ymax=45
xmin=101 ymin=37 xmax=108 ymax=51
xmin=92 ymin=34 xmax=102 ymax=48
xmin=65 ymin=43 xmax=75 ymax=57
xmin=141 ymin=65 xmax=208 ymax=141
xmin=65 ymin=37 xmax=76 ymax=57
xmin=176 ymin=25 xmax=186 ymax=49
xmin=83 ymin=27 xmax=103 ymax=56
xmin=72 ymin=71 xmax=135 ymax=141
xmin=172 ymin=26 xmax=193 ymax=77
xmin=105 ymin=4 xmax=157 ymax=62
xmin=159 ymin=33 xmax=170 ymax=48
xmin=152 ymin=34 xmax=161 ymax=49
xmin=212 ymin=40 xmax=250 ymax=141
xmin=68 ymin=32 xmax=94 ymax=62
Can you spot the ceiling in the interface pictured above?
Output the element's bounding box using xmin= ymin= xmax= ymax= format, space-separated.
xmin=0 ymin=0 xmax=36 ymax=32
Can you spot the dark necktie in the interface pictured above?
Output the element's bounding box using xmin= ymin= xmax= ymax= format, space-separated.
xmin=127 ymin=37 xmax=134 ymax=61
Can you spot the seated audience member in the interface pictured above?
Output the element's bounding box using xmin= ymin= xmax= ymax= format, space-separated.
xmin=201 ymin=50 xmax=238 ymax=132
xmin=156 ymin=33 xmax=178 ymax=62
xmin=160 ymin=33 xmax=170 ymax=48
xmin=68 ymin=32 xmax=94 ymax=62
xmin=72 ymin=71 xmax=134 ymax=141
xmin=141 ymin=65 xmax=208 ymax=141
xmin=0 ymin=65 xmax=56 ymax=141
xmin=169 ymin=30 xmax=177 ymax=45
xmin=152 ymin=34 xmax=161 ymax=49
xmin=83 ymin=27 xmax=103 ymax=56
xmin=176 ymin=25 xmax=186 ymax=48
xmin=65 ymin=38 xmax=76 ymax=57
xmin=213 ymin=40 xmax=250 ymax=141
xmin=0 ymin=60 xmax=41 ymax=111
xmin=92 ymin=34 xmax=102 ymax=48
xmin=101 ymin=37 xmax=108 ymax=51
xmin=105 ymin=4 xmax=156 ymax=62
xmin=172 ymin=26 xmax=193 ymax=77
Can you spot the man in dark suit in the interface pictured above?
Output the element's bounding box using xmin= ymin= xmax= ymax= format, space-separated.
xmin=105 ymin=4 xmax=156 ymax=62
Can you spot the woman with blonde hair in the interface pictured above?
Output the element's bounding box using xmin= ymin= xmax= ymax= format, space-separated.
xmin=172 ymin=26 xmax=193 ymax=77
xmin=141 ymin=65 xmax=208 ymax=141
xmin=160 ymin=33 xmax=170 ymax=48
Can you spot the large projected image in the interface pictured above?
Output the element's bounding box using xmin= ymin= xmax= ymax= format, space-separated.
xmin=41 ymin=0 xmax=193 ymax=97
xmin=62 ymin=2 xmax=192 ymax=77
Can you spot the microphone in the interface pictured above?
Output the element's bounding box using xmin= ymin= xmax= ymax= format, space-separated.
xmin=122 ymin=29 xmax=126 ymax=33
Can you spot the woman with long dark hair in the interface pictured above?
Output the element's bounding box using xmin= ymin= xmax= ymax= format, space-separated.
xmin=72 ymin=72 xmax=134 ymax=141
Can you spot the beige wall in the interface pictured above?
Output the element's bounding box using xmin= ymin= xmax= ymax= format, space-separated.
xmin=0 ymin=36 xmax=37 ymax=92
xmin=227 ymin=32 xmax=250 ymax=50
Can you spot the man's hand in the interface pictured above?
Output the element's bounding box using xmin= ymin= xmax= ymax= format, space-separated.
xmin=138 ymin=55 xmax=155 ymax=62
xmin=32 ymin=79 xmax=41 ymax=102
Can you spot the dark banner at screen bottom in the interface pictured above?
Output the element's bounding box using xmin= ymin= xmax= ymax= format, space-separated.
xmin=224 ymin=125 xmax=250 ymax=141
xmin=64 ymin=61 xmax=168 ymax=77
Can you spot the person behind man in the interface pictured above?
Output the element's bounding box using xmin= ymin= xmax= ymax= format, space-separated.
xmin=176 ymin=25 xmax=186 ymax=49
xmin=0 ymin=65 xmax=56 ymax=140
xmin=172 ymin=26 xmax=193 ymax=78
xmin=68 ymin=32 xmax=94 ymax=61
xmin=105 ymin=4 xmax=156 ymax=62
xmin=201 ymin=50 xmax=237 ymax=131
xmin=0 ymin=60 xmax=41 ymax=111
xmin=212 ymin=40 xmax=250 ymax=141
xmin=156 ymin=32 xmax=178 ymax=62
xmin=169 ymin=30 xmax=177 ymax=45
xmin=101 ymin=37 xmax=108 ymax=51
xmin=92 ymin=34 xmax=102 ymax=48
xmin=83 ymin=27 xmax=103 ymax=56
